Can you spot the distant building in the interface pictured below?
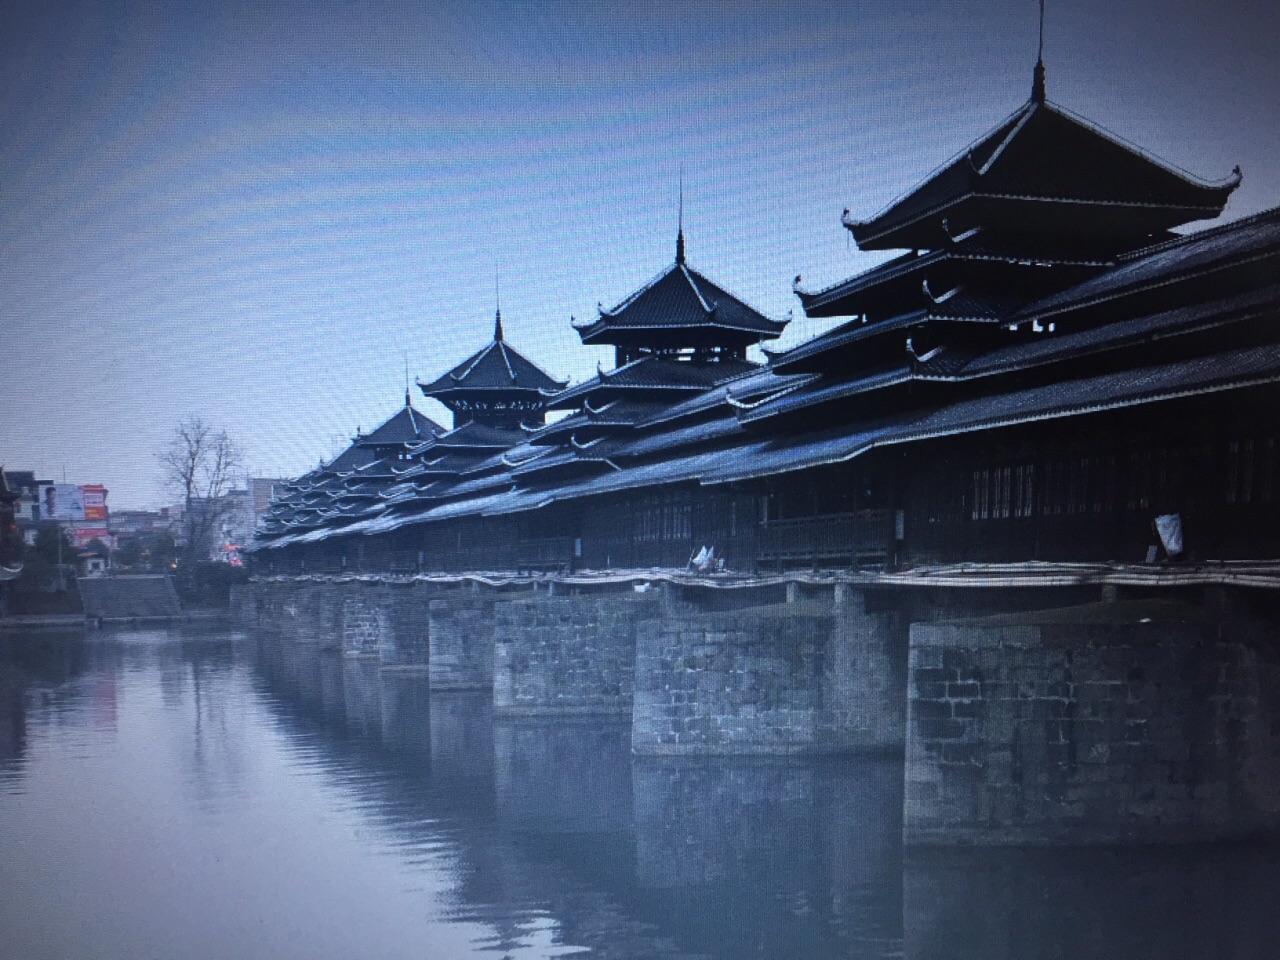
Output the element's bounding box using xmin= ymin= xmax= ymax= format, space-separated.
xmin=0 ymin=471 xmax=21 ymax=575
xmin=3 ymin=470 xmax=48 ymax=545
xmin=77 ymin=544 xmax=108 ymax=577
xmin=110 ymin=508 xmax=176 ymax=538
xmin=249 ymin=478 xmax=288 ymax=529
xmin=2 ymin=472 xmax=111 ymax=549
xmin=167 ymin=478 xmax=287 ymax=565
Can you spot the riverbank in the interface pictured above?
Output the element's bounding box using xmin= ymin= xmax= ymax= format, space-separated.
xmin=0 ymin=610 xmax=231 ymax=632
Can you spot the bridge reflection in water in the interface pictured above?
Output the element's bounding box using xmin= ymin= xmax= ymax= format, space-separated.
xmin=255 ymin=632 xmax=906 ymax=958
xmin=1 ymin=626 xmax=1278 ymax=959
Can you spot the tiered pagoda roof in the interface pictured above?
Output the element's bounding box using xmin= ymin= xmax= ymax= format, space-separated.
xmin=780 ymin=58 xmax=1243 ymax=407
xmin=254 ymin=60 xmax=1278 ymax=560
xmin=843 ymin=70 xmax=1240 ymax=253
xmin=418 ymin=310 xmax=567 ymax=430
xmin=279 ymin=317 xmax=573 ymax=536
xmin=356 ymin=396 xmax=443 ymax=449
xmin=515 ymin=232 xmax=788 ymax=483
xmin=257 ymin=397 xmax=443 ymax=538
xmin=572 ymin=230 xmax=787 ymax=365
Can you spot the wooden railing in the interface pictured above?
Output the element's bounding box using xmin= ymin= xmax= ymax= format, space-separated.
xmin=514 ymin=536 xmax=575 ymax=570
xmin=758 ymin=509 xmax=894 ymax=565
xmin=414 ymin=536 xmax=575 ymax=572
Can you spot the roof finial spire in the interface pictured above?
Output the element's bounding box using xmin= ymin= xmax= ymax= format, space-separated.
xmin=494 ymin=270 xmax=504 ymax=341
xmin=404 ymin=352 xmax=411 ymax=407
xmin=676 ymin=165 xmax=686 ymax=265
xmin=1032 ymin=0 xmax=1047 ymax=103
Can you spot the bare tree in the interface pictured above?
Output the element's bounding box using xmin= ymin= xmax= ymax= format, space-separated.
xmin=158 ymin=418 xmax=243 ymax=565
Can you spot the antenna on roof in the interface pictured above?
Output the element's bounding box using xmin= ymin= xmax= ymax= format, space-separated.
xmin=1032 ymin=0 xmax=1047 ymax=103
xmin=676 ymin=165 xmax=686 ymax=265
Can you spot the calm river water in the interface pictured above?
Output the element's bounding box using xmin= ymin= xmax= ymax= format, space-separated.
xmin=2 ymin=623 xmax=1279 ymax=960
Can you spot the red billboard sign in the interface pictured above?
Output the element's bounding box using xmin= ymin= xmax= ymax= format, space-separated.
xmin=81 ymin=484 xmax=108 ymax=522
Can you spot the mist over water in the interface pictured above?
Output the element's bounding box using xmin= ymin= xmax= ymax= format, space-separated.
xmin=1 ymin=625 xmax=1277 ymax=959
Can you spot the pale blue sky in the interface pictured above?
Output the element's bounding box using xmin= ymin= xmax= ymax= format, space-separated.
xmin=2 ymin=0 xmax=1276 ymax=507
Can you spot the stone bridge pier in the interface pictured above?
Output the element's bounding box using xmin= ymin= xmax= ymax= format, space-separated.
xmin=904 ymin=596 xmax=1280 ymax=845
xmin=632 ymin=582 xmax=907 ymax=756
xmin=426 ymin=585 xmax=501 ymax=690
xmin=239 ymin=576 xmax=1280 ymax=845
xmin=492 ymin=587 xmax=666 ymax=717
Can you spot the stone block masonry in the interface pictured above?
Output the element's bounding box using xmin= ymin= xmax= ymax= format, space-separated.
xmin=248 ymin=581 xmax=345 ymax=649
xmin=379 ymin=582 xmax=431 ymax=669
xmin=492 ymin=591 xmax=663 ymax=716
xmin=241 ymin=580 xmax=430 ymax=665
xmin=239 ymin=575 xmax=1280 ymax=846
xmin=632 ymin=591 xmax=907 ymax=756
xmin=341 ymin=588 xmax=388 ymax=658
xmin=428 ymin=588 xmax=498 ymax=690
xmin=905 ymin=600 xmax=1280 ymax=845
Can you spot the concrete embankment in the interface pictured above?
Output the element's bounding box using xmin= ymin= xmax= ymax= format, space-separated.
xmin=78 ymin=576 xmax=181 ymax=620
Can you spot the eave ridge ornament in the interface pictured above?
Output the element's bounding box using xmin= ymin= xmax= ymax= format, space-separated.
xmin=922 ymin=278 xmax=963 ymax=304
xmin=727 ymin=387 xmax=789 ymax=410
xmin=497 ymin=340 xmax=518 ymax=383
xmin=840 ymin=207 xmax=866 ymax=230
xmin=680 ymin=263 xmax=715 ymax=313
xmin=941 ymin=219 xmax=982 ymax=244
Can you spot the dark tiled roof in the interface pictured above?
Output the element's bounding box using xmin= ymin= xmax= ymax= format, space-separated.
xmin=847 ymin=99 xmax=1240 ymax=250
xmin=574 ymin=260 xmax=787 ymax=345
xmin=260 ymin=341 xmax=1280 ymax=542
xmin=739 ymin=364 xmax=915 ymax=423
xmin=1017 ymin=206 xmax=1280 ymax=322
xmin=554 ymin=356 xmax=760 ymax=406
xmin=614 ymin=415 xmax=747 ymax=460
xmin=527 ymin=399 xmax=669 ymax=444
xmin=425 ymin=420 xmax=526 ymax=450
xmin=509 ymin=443 xmax=621 ymax=479
xmin=460 ymin=441 xmax=549 ymax=476
xmin=715 ymin=343 xmax=1280 ymax=484
xmin=637 ymin=368 xmax=818 ymax=427
xmin=442 ymin=472 xmax=518 ymax=499
xmin=357 ymin=403 xmax=443 ymax=446
xmin=963 ymin=283 xmax=1280 ymax=379
xmin=323 ymin=444 xmax=379 ymax=475
xmin=794 ymin=245 xmax=1109 ymax=316
xmin=768 ymin=310 xmax=929 ymax=372
xmin=419 ymin=313 xmax=566 ymax=397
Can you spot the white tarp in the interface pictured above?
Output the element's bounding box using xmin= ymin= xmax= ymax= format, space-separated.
xmin=1155 ymin=513 xmax=1183 ymax=557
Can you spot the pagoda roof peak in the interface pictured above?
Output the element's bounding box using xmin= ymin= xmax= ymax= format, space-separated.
xmin=845 ymin=94 xmax=1242 ymax=251
xmin=1031 ymin=0 xmax=1047 ymax=104
xmin=419 ymin=317 xmax=567 ymax=399
xmin=356 ymin=402 xmax=444 ymax=448
xmin=575 ymin=257 xmax=787 ymax=347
